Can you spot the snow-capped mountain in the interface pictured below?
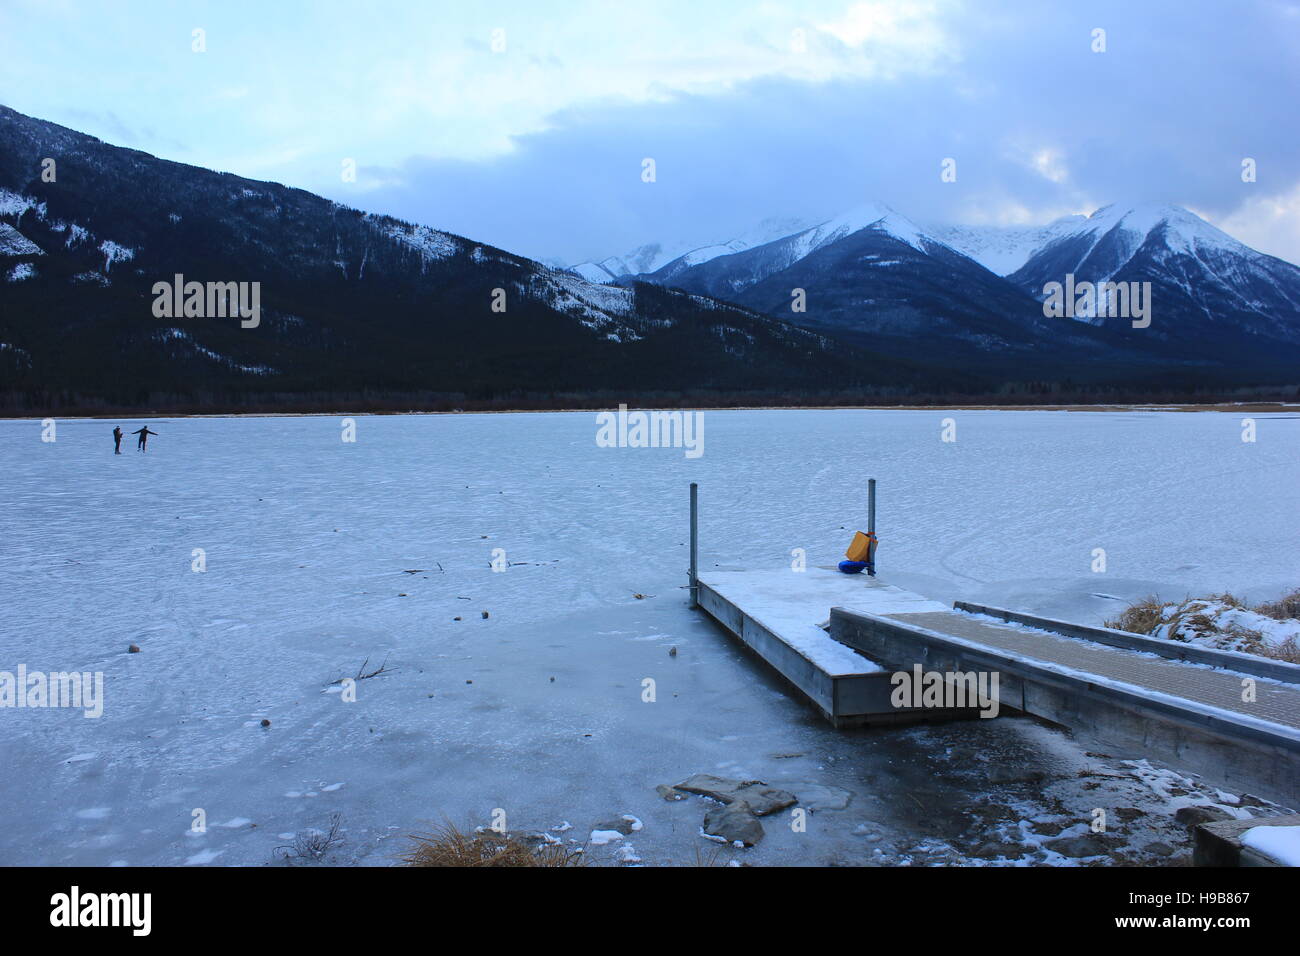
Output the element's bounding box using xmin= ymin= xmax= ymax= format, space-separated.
xmin=583 ymin=207 xmax=1096 ymax=283
xmin=628 ymin=199 xmax=1300 ymax=372
xmin=0 ymin=105 xmax=900 ymax=408
xmin=1008 ymin=203 xmax=1300 ymax=344
xmin=641 ymin=203 xmax=958 ymax=298
xmin=643 ymin=203 xmax=1137 ymax=368
xmin=926 ymin=216 xmax=1088 ymax=276
xmin=570 ymin=216 xmax=811 ymax=285
xmin=570 ymin=241 xmax=699 ymax=284
xmin=5 ymin=99 xmax=1296 ymax=406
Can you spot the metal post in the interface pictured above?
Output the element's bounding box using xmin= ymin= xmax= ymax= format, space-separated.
xmin=689 ymin=482 xmax=699 ymax=607
xmin=868 ymin=478 xmax=876 ymax=536
xmin=867 ymin=478 xmax=877 ymax=577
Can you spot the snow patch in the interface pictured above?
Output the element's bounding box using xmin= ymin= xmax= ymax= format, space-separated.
xmin=1150 ymin=598 xmax=1299 ymax=654
xmin=1241 ymin=825 xmax=1300 ymax=865
xmin=373 ymin=218 xmax=459 ymax=262
xmin=153 ymin=328 xmax=277 ymax=376
xmin=0 ymin=188 xmax=45 ymax=224
xmin=99 ymin=240 xmax=135 ymax=273
xmin=0 ymin=223 xmax=43 ymax=257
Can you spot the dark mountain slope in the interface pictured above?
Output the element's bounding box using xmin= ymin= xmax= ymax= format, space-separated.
xmin=0 ymin=105 xmax=929 ymax=411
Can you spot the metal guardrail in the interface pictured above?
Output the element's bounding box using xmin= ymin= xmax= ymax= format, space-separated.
xmin=953 ymin=601 xmax=1300 ymax=685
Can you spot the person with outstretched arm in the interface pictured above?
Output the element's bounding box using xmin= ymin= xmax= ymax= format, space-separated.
xmin=132 ymin=426 xmax=158 ymax=452
xmin=112 ymin=426 xmax=123 ymax=454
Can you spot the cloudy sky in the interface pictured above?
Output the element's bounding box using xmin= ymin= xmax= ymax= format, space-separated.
xmin=2 ymin=0 xmax=1298 ymax=266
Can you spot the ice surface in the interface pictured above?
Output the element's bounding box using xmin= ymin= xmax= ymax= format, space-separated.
xmin=1 ymin=408 xmax=1296 ymax=865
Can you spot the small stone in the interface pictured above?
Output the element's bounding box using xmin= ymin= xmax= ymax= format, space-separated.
xmin=675 ymin=773 xmax=762 ymax=801
xmin=968 ymin=802 xmax=1018 ymax=825
xmin=987 ymin=765 xmax=1047 ymax=785
xmin=481 ymin=611 xmax=489 ymax=619
xmin=128 ymin=644 xmax=141 ymax=653
xmin=453 ymin=616 xmax=461 ymax=621
xmin=549 ymin=676 xmax=555 ymax=682
xmin=1028 ymin=819 xmax=1071 ymax=837
xmin=1044 ymin=834 xmax=1118 ymax=858
xmin=633 ymin=593 xmax=645 ymax=600
xmin=398 ymin=593 xmax=408 ymax=597
xmin=668 ymin=647 xmax=677 ymax=657
xmin=674 ymin=774 xmax=796 ymax=816
xmin=656 ymin=784 xmax=687 ymax=802
xmin=465 ymin=680 xmax=473 ymax=684
xmin=703 ymin=803 xmax=764 ymax=847
xmin=1174 ymin=805 xmax=1234 ymax=828
xmin=260 ymin=719 xmax=271 ymax=728
xmin=521 ymin=831 xmax=568 ymax=849
xmin=792 ymin=784 xmax=853 ymax=812
xmin=593 ymin=816 xmax=638 ymax=836
xmin=970 ymin=841 xmax=1025 ymax=860
xmin=1146 ymin=841 xmax=1176 ymax=857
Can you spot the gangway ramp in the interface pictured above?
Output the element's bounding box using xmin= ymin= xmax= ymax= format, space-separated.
xmin=833 ymin=604 xmax=1300 ymax=806
xmin=694 ymin=567 xmax=1299 ymax=804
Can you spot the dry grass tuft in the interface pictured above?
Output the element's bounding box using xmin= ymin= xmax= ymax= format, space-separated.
xmin=1256 ymin=588 xmax=1300 ymax=622
xmin=399 ymin=821 xmax=585 ymax=867
xmin=1107 ymin=588 xmax=1300 ymax=661
xmin=692 ymin=843 xmax=736 ymax=867
xmin=1105 ymin=596 xmax=1171 ymax=634
xmin=275 ymin=812 xmax=344 ymax=863
xmin=1258 ymin=635 xmax=1300 ymax=665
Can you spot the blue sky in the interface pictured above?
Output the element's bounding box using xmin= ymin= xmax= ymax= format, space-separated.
xmin=2 ymin=0 xmax=1298 ymax=265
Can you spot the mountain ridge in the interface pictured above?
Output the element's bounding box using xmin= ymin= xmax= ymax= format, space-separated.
xmin=613 ymin=199 xmax=1300 ymax=376
xmin=2 ymin=104 xmax=1296 ymax=413
xmin=0 ymin=104 xmax=933 ymax=410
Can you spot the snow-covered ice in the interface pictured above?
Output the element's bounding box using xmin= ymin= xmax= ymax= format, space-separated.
xmin=1241 ymin=825 xmax=1300 ymax=865
xmin=0 ymin=408 xmax=1296 ymax=865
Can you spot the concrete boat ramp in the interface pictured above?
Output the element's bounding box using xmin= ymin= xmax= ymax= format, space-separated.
xmin=696 ymin=567 xmax=1300 ymax=806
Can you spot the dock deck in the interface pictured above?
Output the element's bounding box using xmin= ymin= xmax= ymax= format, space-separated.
xmin=695 ymin=567 xmax=1300 ymax=804
xmin=697 ymin=567 xmax=960 ymax=726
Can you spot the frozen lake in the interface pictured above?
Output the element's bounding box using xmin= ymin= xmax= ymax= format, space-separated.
xmin=2 ymin=408 xmax=1297 ymax=865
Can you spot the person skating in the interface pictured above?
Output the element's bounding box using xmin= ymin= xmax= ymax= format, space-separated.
xmin=133 ymin=426 xmax=158 ymax=452
xmin=112 ymin=426 xmax=123 ymax=454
